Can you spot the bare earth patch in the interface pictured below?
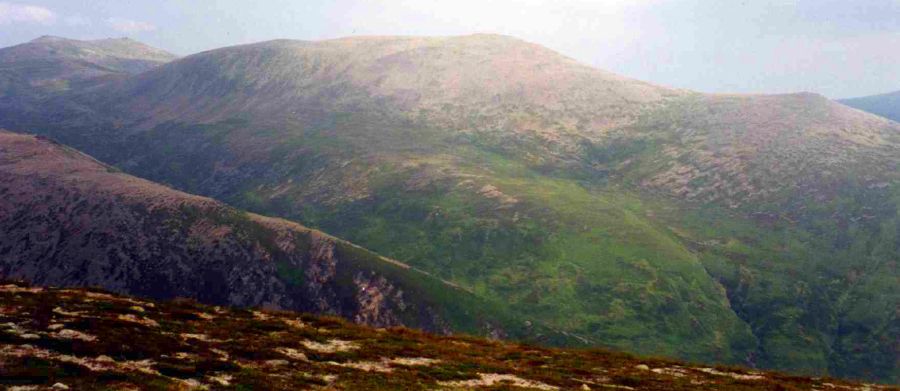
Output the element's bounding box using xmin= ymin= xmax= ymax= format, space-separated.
xmin=438 ymin=373 xmax=559 ymax=390
xmin=117 ymin=313 xmax=160 ymax=327
xmin=695 ymin=367 xmax=765 ymax=381
xmin=300 ymin=339 xmax=358 ymax=353
xmin=274 ymin=347 xmax=308 ymax=361
xmin=52 ymin=329 xmax=97 ymax=342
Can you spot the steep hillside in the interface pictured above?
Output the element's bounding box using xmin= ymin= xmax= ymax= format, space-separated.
xmin=0 ymin=35 xmax=897 ymax=382
xmin=841 ymin=90 xmax=900 ymax=123
xmin=0 ymin=130 xmax=546 ymax=342
xmin=2 ymin=282 xmax=894 ymax=390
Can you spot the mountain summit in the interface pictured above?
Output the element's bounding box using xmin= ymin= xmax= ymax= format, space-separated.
xmin=84 ymin=34 xmax=672 ymax=131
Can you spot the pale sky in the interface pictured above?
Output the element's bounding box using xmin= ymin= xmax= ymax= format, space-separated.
xmin=2 ymin=0 xmax=900 ymax=98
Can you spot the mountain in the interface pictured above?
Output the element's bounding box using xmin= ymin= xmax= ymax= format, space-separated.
xmin=85 ymin=35 xmax=671 ymax=128
xmin=37 ymin=35 xmax=757 ymax=362
xmin=0 ymin=129 xmax=554 ymax=343
xmin=0 ymin=35 xmax=897 ymax=382
xmin=2 ymin=282 xmax=893 ymax=390
xmin=841 ymin=90 xmax=900 ymax=123
xmin=0 ymin=35 xmax=175 ymax=86
xmin=0 ymin=35 xmax=175 ymax=111
xmin=29 ymin=36 xmax=900 ymax=210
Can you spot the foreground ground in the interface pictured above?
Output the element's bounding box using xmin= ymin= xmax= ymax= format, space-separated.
xmin=0 ymin=282 xmax=894 ymax=390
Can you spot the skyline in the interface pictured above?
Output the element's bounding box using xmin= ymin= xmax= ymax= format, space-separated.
xmin=2 ymin=0 xmax=900 ymax=99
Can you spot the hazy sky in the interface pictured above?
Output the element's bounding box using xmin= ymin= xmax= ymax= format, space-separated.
xmin=2 ymin=0 xmax=899 ymax=98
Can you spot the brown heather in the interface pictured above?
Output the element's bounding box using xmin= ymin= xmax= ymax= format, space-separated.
xmin=1 ymin=282 xmax=895 ymax=391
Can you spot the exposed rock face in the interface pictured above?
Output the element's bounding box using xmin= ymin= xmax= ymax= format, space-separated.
xmin=306 ymin=232 xmax=340 ymax=304
xmin=0 ymin=130 xmax=477 ymax=334
xmin=351 ymin=272 xmax=404 ymax=327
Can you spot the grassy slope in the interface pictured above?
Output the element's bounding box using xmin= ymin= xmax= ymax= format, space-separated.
xmin=43 ymin=104 xmax=894 ymax=381
xmin=227 ymin=116 xmax=897 ymax=381
xmin=6 ymin=97 xmax=896 ymax=381
xmin=606 ymin=96 xmax=900 ymax=382
xmin=130 ymin=115 xmax=755 ymax=364
xmin=291 ymin=150 xmax=757 ymax=362
xmin=644 ymin=198 xmax=898 ymax=381
xmin=76 ymin=115 xmax=755 ymax=364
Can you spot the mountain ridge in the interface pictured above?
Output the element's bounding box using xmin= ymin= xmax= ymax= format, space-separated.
xmin=70 ymin=34 xmax=673 ymax=135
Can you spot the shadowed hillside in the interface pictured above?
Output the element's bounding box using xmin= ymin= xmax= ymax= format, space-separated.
xmin=841 ymin=90 xmax=900 ymax=123
xmin=0 ymin=129 xmax=552 ymax=343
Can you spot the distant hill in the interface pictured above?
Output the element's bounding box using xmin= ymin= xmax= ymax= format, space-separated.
xmin=86 ymin=34 xmax=671 ymax=129
xmin=0 ymin=35 xmax=175 ymax=108
xmin=0 ymin=35 xmax=897 ymax=382
xmin=840 ymin=90 xmax=900 ymax=123
xmin=1 ymin=282 xmax=893 ymax=390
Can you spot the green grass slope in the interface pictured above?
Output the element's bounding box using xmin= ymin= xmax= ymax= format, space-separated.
xmin=82 ymin=118 xmax=757 ymax=365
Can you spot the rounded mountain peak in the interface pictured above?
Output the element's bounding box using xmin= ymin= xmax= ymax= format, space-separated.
xmin=30 ymin=35 xmax=70 ymax=43
xmin=107 ymin=34 xmax=674 ymax=128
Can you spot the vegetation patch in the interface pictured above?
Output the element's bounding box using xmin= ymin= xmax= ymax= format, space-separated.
xmin=0 ymin=282 xmax=891 ymax=390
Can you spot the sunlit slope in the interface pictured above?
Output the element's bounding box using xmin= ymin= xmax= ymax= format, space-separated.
xmin=89 ymin=34 xmax=671 ymax=127
xmin=612 ymin=93 xmax=900 ymax=207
